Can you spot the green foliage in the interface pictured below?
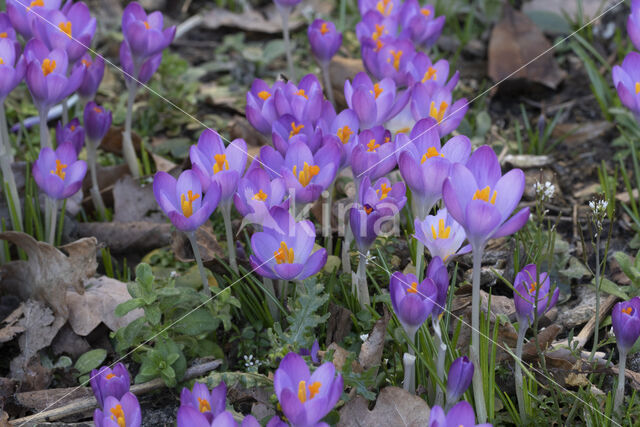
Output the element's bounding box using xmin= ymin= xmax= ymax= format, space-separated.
xmin=515 ymin=104 xmax=570 ymax=155
xmin=205 ymin=370 xmax=272 ymax=390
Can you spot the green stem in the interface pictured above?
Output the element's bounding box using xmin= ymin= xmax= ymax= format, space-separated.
xmin=589 ymin=232 xmax=601 ymax=362
xmin=321 ymin=63 xmax=335 ymax=106
xmin=434 ymin=317 xmax=447 ymax=407
xmin=263 ymin=277 xmax=279 ymax=321
xmin=87 ymin=141 xmax=107 ymax=220
xmin=278 ymin=5 xmax=295 ymax=80
xmin=39 ymin=108 xmax=51 ymax=149
xmin=342 ymin=226 xmax=353 ymax=275
xmin=0 ymin=104 xmax=22 ymax=230
xmin=515 ymin=322 xmax=527 ymax=423
xmin=187 ymin=231 xmax=211 ymax=297
xmin=122 ymin=83 xmax=140 ymax=178
xmin=220 ymin=201 xmax=238 ymax=274
xmin=470 ymin=245 xmax=488 ymax=423
xmin=356 ymin=250 xmax=370 ymax=306
xmin=47 ymin=198 xmax=58 ymax=245
xmin=61 ymin=98 xmax=69 ymax=125
xmin=615 ymin=348 xmax=627 ymax=409
xmin=55 ymin=199 xmax=66 ymax=246
xmin=403 ymin=351 xmax=416 ymax=394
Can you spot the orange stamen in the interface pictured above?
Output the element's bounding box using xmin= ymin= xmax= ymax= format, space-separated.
xmin=180 ymin=190 xmax=200 ymax=218
xmin=406 ymin=282 xmax=419 ymax=293
xmin=82 ymin=59 xmax=92 ymax=67
xmin=366 ymin=139 xmax=380 ymax=152
xmin=430 ymin=219 xmax=451 ymax=240
xmin=252 ymin=189 xmax=268 ymax=201
xmin=472 ymin=186 xmax=497 ymax=205
xmin=370 ymin=83 xmax=383 ymax=99
xmin=274 ymin=241 xmax=295 ymax=264
xmin=58 ymin=21 xmax=72 ymax=38
xmin=295 ymin=89 xmax=308 ymax=99
xmin=422 ymin=66 xmax=437 ymax=83
xmin=337 ymin=125 xmax=353 ymax=144
xmin=376 ymin=183 xmax=391 ymax=200
xmin=320 ymin=22 xmax=329 ymax=35
xmin=198 ymin=397 xmax=211 ymax=413
xmin=50 ymin=159 xmax=67 ymax=180
xmin=109 ymin=404 xmax=126 ymax=427
xmin=144 ymin=21 xmax=150 ymax=30
xmin=258 ymin=90 xmax=271 ymax=100
xmin=292 ymin=162 xmax=320 ymax=187
xmin=421 ymin=8 xmax=431 ymax=17
xmin=387 ymin=49 xmax=403 ymax=71
xmin=0 ymin=32 xmax=7 ymax=39
xmin=376 ymin=0 xmax=393 ymax=16
xmin=420 ymin=146 xmax=443 ymax=163
xmin=42 ymin=58 xmax=56 ymax=76
xmin=212 ymin=154 xmax=229 ymax=174
xmin=105 ymin=373 xmax=116 ymax=380
xmin=289 ymin=122 xmax=304 ymax=139
xmin=622 ymin=306 xmax=633 ymax=315
xmin=429 ymin=100 xmax=448 ymax=124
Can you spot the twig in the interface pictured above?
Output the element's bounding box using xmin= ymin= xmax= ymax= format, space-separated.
xmin=553 ymin=294 xmax=618 ymax=351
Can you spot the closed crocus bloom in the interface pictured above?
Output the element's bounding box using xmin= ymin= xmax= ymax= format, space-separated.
xmin=398 ymin=0 xmax=445 ymax=48
xmin=93 ymin=392 xmax=141 ymax=427
xmin=274 ymin=74 xmax=324 ymax=126
xmin=281 ymin=140 xmax=339 ymax=204
xmin=119 ymin=41 xmax=162 ymax=86
xmin=390 ymin=271 xmax=438 ymax=338
xmin=428 ymin=401 xmax=492 ymax=427
xmin=89 ymin=363 xmax=131 ymax=409
xmin=249 ymin=207 xmax=327 ymax=281
xmin=410 ymin=83 xmax=468 ymax=137
xmin=55 ymin=118 xmax=84 ymax=154
xmin=406 ymin=53 xmax=459 ymax=91
xmin=350 ymin=126 xmax=396 ymax=184
xmin=153 ymin=169 xmax=221 ymax=232
xmin=613 ymin=51 xmax=640 ymax=120
xmin=308 ymin=19 xmax=342 ymax=65
xmin=24 ymin=39 xmax=84 ymax=112
xmin=513 ymin=264 xmax=559 ymax=328
xmin=362 ymin=37 xmax=415 ymax=87
xmin=446 ymin=356 xmax=474 ymax=404
xmin=612 ymin=297 xmax=640 ymax=353
xmin=33 ymin=143 xmax=86 ymax=200
xmin=274 ymin=353 xmax=343 ymax=427
xmin=0 ymin=38 xmax=26 ymax=102
xmin=33 ymin=3 xmax=96 ymax=62
xmin=0 ymin=12 xmax=18 ymax=42
xmin=442 ymin=146 xmax=530 ymax=250
xmin=180 ymin=381 xmax=226 ymax=420
xmin=344 ymin=72 xmax=409 ymax=129
xmin=245 ymin=79 xmax=285 ymax=134
xmin=84 ymin=102 xmax=112 ymax=145
xmin=271 ymin=114 xmax=322 ymax=156
xmin=7 ymin=0 xmax=61 ymax=39
xmin=74 ymin=53 xmax=105 ymax=99
xmin=426 ymin=256 xmax=449 ymax=316
xmin=414 ymin=208 xmax=469 ymax=263
xmin=234 ymin=167 xmax=287 ymax=229
xmin=122 ymin=2 xmax=176 ymax=60
xmin=628 ymin=0 xmax=640 ymax=51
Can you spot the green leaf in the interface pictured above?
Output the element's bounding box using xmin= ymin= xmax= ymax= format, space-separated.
xmin=144 ymin=305 xmax=162 ymax=326
xmin=173 ymin=309 xmax=220 ymax=336
xmin=205 ymin=371 xmax=272 ymax=390
xmin=596 ymin=278 xmax=629 ymax=300
xmin=74 ymin=349 xmax=107 ymax=376
xmin=282 ymin=278 xmax=330 ymax=349
xmin=559 ymin=257 xmax=591 ymax=281
xmin=614 ymin=251 xmax=640 ymax=284
xmin=115 ymin=298 xmax=144 ymax=317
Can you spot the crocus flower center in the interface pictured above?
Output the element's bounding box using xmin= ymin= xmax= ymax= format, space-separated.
xmin=472 ymin=186 xmax=497 ymax=204
xmin=320 ymin=22 xmax=329 ymax=35
xmin=429 ymin=101 xmax=448 ymax=124
xmin=406 ymin=281 xmax=419 ymax=294
xmin=0 ymin=32 xmax=7 ymax=38
xmin=105 ymin=373 xmax=116 ymax=380
xmin=289 ymin=122 xmax=304 ymax=138
xmin=292 ymin=162 xmax=320 ymax=187
xmin=0 ymin=58 xmax=3 ymax=65
xmin=50 ymin=159 xmax=67 ymax=180
xmin=144 ymin=21 xmax=150 ymax=30
xmin=422 ymin=66 xmax=437 ymax=83
xmin=337 ymin=125 xmax=353 ymax=144
xmin=82 ymin=59 xmax=92 ymax=67
xmin=180 ymin=190 xmax=200 ymax=218
xmin=274 ymin=241 xmax=294 ymax=264
xmin=253 ymin=189 xmax=268 ymax=201
xmin=297 ymin=380 xmax=322 ymax=403
xmin=295 ymin=89 xmax=308 ymax=99
xmin=375 ymin=39 xmax=384 ymax=52
xmin=431 ymin=219 xmax=451 ymax=240
xmin=258 ymin=90 xmax=271 ymax=100
xmin=370 ymin=83 xmax=383 ymax=99
xmin=421 ymin=8 xmax=431 ymax=17
xmin=367 ymin=139 xmax=380 ymax=152
xmin=387 ymin=50 xmax=403 ymax=71
xmin=93 ymin=106 xmax=102 ymax=114
xmin=109 ymin=404 xmax=126 ymax=427
xmin=376 ymin=183 xmax=391 ymax=200
xmin=372 ymin=24 xmax=385 ymax=41
xmin=198 ymin=397 xmax=211 ymax=413
xmin=364 ymin=203 xmax=374 ymax=215
xmin=636 ymin=82 xmax=640 ymax=95
xmin=622 ymin=306 xmax=634 ymax=316
xmin=376 ymin=0 xmax=393 ymax=16
xmin=213 ymin=154 xmax=229 ymax=174
xmin=529 ymin=282 xmax=538 ymax=293
xmin=42 ymin=59 xmax=57 ymax=76
xmin=27 ymin=0 xmax=44 ymax=11
xmin=58 ymin=21 xmax=72 ymax=38
xmin=420 ymin=146 xmax=443 ymax=163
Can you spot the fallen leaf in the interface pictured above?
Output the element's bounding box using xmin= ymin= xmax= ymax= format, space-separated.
xmin=502 ymin=154 xmax=553 ymax=169
xmin=359 ymin=308 xmax=390 ymax=372
xmin=113 ymin=175 xmax=161 ymax=222
xmin=201 ymin=3 xmax=312 ymax=35
xmin=73 ymin=222 xmax=173 ymax=254
xmin=0 ymin=304 xmax=26 ymax=343
xmin=151 ymin=152 xmax=178 ymax=173
xmin=338 ymin=386 xmax=430 ymax=427
xmin=15 ymin=385 xmax=93 ymax=412
xmin=325 ymin=303 xmax=352 ymax=346
xmin=171 ymin=224 xmax=225 ymax=264
xmin=330 ymin=57 xmax=365 ymax=109
xmin=100 ymin=127 xmax=141 ymax=154
xmin=518 ymin=324 xmax=562 ymax=362
xmin=552 ymin=121 xmax=613 ymax=146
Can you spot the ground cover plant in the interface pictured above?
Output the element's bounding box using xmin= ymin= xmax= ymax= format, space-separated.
xmin=2 ymin=0 xmax=640 ymax=426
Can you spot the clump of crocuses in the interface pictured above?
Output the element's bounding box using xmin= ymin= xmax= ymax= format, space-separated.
xmin=93 ymin=392 xmax=142 ymax=427
xmin=90 ymin=363 xmax=131 ymax=409
xmin=177 ymin=381 xmax=260 ymax=426
xmin=429 ymin=400 xmax=492 ymax=427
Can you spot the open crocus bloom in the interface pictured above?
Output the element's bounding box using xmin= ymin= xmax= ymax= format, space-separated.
xmin=317 ymin=107 xmax=360 ymax=169
xmin=0 ymin=11 xmax=18 ymax=42
xmin=122 ymin=1 xmax=175 ymax=60
xmin=513 ymin=264 xmax=559 ymax=328
xmin=628 ymin=0 xmax=640 ymax=51
xmin=234 ymin=167 xmax=288 ymax=230
xmin=249 ymin=207 xmax=327 ymax=281
xmin=273 ymin=74 xmax=324 ymax=126
xmin=613 ymin=51 xmax=640 ymax=121
xmin=362 ymin=37 xmax=415 ymax=87
xmin=442 ymin=145 xmax=530 ymax=250
xmin=153 ymin=169 xmax=220 ymax=232
xmin=428 ymin=401 xmax=492 ymax=427
xmin=390 ymin=271 xmax=438 ymax=338
xmin=180 ymin=382 xmax=226 ymax=421
xmin=397 ymin=117 xmax=471 ymax=218
xmin=274 ymin=353 xmax=343 ymax=427
xmin=177 ymin=407 xmax=260 ymax=427
xmin=358 ymin=0 xmax=401 ymax=19
xmin=355 ymin=10 xmax=399 ymax=51
xmin=56 ymin=118 xmax=84 ymax=154
xmin=271 ymin=114 xmax=322 ymax=155
xmin=405 ymin=53 xmax=459 ymax=91
xmin=84 ymin=102 xmax=112 ymax=145
xmin=350 ymin=126 xmax=397 ymax=184
xmin=612 ymin=297 xmax=640 ymax=353
xmin=89 ymin=363 xmax=131 ymax=409
xmin=281 ymin=140 xmax=339 ymax=204
xmin=410 ymin=84 xmax=468 ymax=137
xmin=398 ymin=0 xmax=445 ymax=48
xmin=93 ymin=392 xmax=142 ymax=427
xmin=414 ymin=208 xmax=469 ymax=263
xmin=344 ymin=72 xmax=409 ymax=129
xmin=0 ymin=38 xmax=26 ymax=102
xmin=7 ymin=0 xmax=62 ymax=39
xmin=245 ymin=78 xmax=286 ymax=134
xmin=32 ymin=143 xmax=86 ymax=200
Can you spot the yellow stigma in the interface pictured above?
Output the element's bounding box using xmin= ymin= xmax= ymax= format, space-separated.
xmin=198 ymin=397 xmax=211 ymax=413
xmin=0 ymin=57 xmax=3 ymax=65
xmin=337 ymin=125 xmax=353 ymax=144
xmin=529 ymin=281 xmax=538 ymax=293
xmin=252 ymin=189 xmax=268 ymax=201
xmin=105 ymin=373 xmax=116 ymax=380
xmin=70 ymin=124 xmax=76 ymax=131
xmin=297 ymin=380 xmax=322 ymax=403
xmin=429 ymin=100 xmax=448 ymax=124
xmin=387 ymin=50 xmax=403 ymax=71
xmin=472 ymin=186 xmax=497 ymax=205
xmin=366 ymin=138 xmax=380 ymax=152
xmin=406 ymin=282 xmax=418 ymax=294
xmin=622 ymin=306 xmax=633 ymax=315
xmin=42 ymin=58 xmax=57 ymax=76
xmin=420 ymin=146 xmax=443 ymax=163
xmin=180 ymin=190 xmax=200 ymax=218
xmin=376 ymin=183 xmax=391 ymax=200
xmin=422 ymin=66 xmax=437 ymax=83
xmin=58 ymin=21 xmax=72 ymax=38
xmin=144 ymin=21 xmax=150 ymax=30
xmin=636 ymin=82 xmax=640 ymax=95
xmin=109 ymin=404 xmax=126 ymax=427
xmin=292 ymin=162 xmax=320 ymax=187
xmin=372 ymin=24 xmax=385 ymax=41
xmin=93 ymin=106 xmax=103 ymax=114
xmin=50 ymin=159 xmax=67 ymax=180
xmin=421 ymin=8 xmax=431 ymax=17
xmin=213 ymin=154 xmax=229 ymax=174
xmin=27 ymin=0 xmax=44 ymax=11
xmin=274 ymin=241 xmax=295 ymax=264
xmin=82 ymin=59 xmax=92 ymax=67
xmin=376 ymin=0 xmax=393 ymax=16
xmin=430 ymin=219 xmax=451 ymax=240
xmin=320 ymin=22 xmax=329 ymax=35
xmin=364 ymin=204 xmax=374 ymax=215
xmin=0 ymin=32 xmax=7 ymax=39
xmin=258 ymin=90 xmax=271 ymax=100
xmin=370 ymin=83 xmax=383 ymax=99
xmin=374 ymin=39 xmax=384 ymax=52
xmin=289 ymin=122 xmax=304 ymax=139
xmin=295 ymin=89 xmax=308 ymax=99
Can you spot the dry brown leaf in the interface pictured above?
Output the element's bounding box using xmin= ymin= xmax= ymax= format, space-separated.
xmin=520 ymin=324 xmax=562 ymax=362
xmin=329 ymin=57 xmax=365 ymax=109
xmin=171 ymin=224 xmax=225 ymax=264
xmin=113 ymin=175 xmax=160 ymax=222
xmin=0 ymin=304 xmax=26 ymax=343
xmin=15 ymin=386 xmax=93 ymax=412
xmin=338 ymin=387 xmax=430 ymax=427
xmin=488 ymin=4 xmax=565 ymax=89
xmin=326 ymin=303 xmax=352 ymax=345
xmin=359 ymin=307 xmax=389 ymax=371
xmin=73 ymin=221 xmax=172 ymax=254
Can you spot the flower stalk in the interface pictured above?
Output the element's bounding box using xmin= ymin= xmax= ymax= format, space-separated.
xmin=515 ymin=320 xmax=527 ymax=422
xmin=187 ymin=231 xmax=210 ymax=297
xmin=470 ymin=245 xmax=488 ymax=423
xmin=122 ymin=81 xmax=140 ymax=178
xmin=0 ymin=104 xmax=22 ymax=231
xmin=615 ymin=348 xmax=627 ymax=409
xmin=220 ymin=201 xmax=238 ymax=274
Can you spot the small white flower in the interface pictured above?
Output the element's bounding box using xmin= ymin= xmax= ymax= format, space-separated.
xmin=169 ymin=271 xmax=178 ymax=279
xmin=360 ymin=334 xmax=369 ymax=342
xmin=534 ymin=181 xmax=555 ymax=201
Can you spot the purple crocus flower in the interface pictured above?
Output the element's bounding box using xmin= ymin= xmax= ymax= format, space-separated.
xmin=350 ymin=126 xmax=397 ymax=184
xmin=32 ymin=2 xmax=96 ymax=62
xmin=390 ymin=271 xmax=437 ymax=338
xmin=24 ymin=39 xmax=84 ymax=112
xmin=74 ymin=53 xmax=105 ymax=100
xmin=0 ymin=38 xmax=26 ymax=102
xmin=513 ymin=264 xmax=559 ymax=328
xmin=119 ymin=41 xmax=162 ymax=86
xmin=397 ymin=118 xmax=471 ymax=217
xmin=84 ymin=102 xmax=112 ymax=145
xmin=358 ymin=0 xmax=400 ymax=18
xmin=89 ymin=363 xmax=131 ymax=410
xmin=55 ymin=118 xmax=84 ymax=154
xmin=32 ymin=143 xmax=86 ymax=200
xmin=414 ymin=208 xmax=469 ymax=263
xmin=446 ymin=356 xmax=474 ymax=404
xmin=249 ymin=207 xmax=327 ymax=281
xmin=350 ymin=176 xmax=406 ymax=253
xmin=344 ymin=72 xmax=409 ymax=129
xmin=355 ymin=10 xmax=399 ymax=49
xmin=274 ymin=74 xmax=324 ymax=126
xmin=177 ymin=406 xmax=260 ymax=427
xmin=308 ymin=19 xmax=342 ymax=65
xmin=612 ymin=297 xmax=640 ymax=353
xmin=122 ymin=2 xmax=176 ymax=60
xmin=271 ymin=114 xmax=322 ymax=156
xmin=428 ymin=401 xmax=492 ymax=427
xmin=362 ymin=37 xmax=415 ymax=87
xmin=426 ymin=256 xmax=449 ymax=317
xmin=298 ymin=339 xmax=320 ymax=364
xmin=153 ymin=169 xmax=221 ymax=232
xmin=180 ymin=381 xmax=226 ymax=420
xmin=442 ymin=146 xmax=530 ymax=251
xmin=245 ymin=79 xmax=285 ymax=135
xmin=613 ymin=51 xmax=640 ymax=121
xmin=0 ymin=12 xmax=18 ymax=41
xmin=628 ymin=0 xmax=640 ymax=51
xmin=233 ymin=167 xmax=287 ymax=230
xmin=7 ymin=0 xmax=62 ymax=39
xmin=328 ymin=109 xmax=360 ymax=169
xmin=398 ymin=0 xmax=445 ymax=48
xmin=189 ymin=130 xmax=247 ymax=202
xmin=410 ymin=84 xmax=468 ymax=137
xmin=273 ymin=352 xmax=343 ymax=427
xmin=93 ymin=392 xmax=141 ymax=427
xmin=406 ymin=53 xmax=459 ymax=91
